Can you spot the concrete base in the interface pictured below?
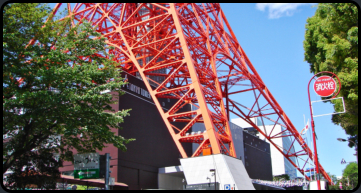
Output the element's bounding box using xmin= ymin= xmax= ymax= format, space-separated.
xmin=309 ymin=180 xmax=328 ymax=190
xmin=158 ymin=166 xmax=185 ymax=190
xmin=180 ymin=154 xmax=255 ymax=190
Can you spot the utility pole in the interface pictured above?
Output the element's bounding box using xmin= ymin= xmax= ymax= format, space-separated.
xmin=307 ymin=71 xmax=342 ymax=189
xmin=105 ymin=153 xmax=110 ymax=190
xmin=99 ymin=153 xmax=111 ymax=190
xmin=210 ymin=169 xmax=216 ymax=190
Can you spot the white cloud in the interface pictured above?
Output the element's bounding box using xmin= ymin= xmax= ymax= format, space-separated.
xmin=256 ymin=3 xmax=317 ymax=19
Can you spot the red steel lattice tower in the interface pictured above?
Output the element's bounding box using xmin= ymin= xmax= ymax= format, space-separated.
xmin=52 ymin=3 xmax=331 ymax=183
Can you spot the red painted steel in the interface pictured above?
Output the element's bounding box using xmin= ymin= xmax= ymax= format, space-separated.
xmin=49 ymin=3 xmax=332 ymax=183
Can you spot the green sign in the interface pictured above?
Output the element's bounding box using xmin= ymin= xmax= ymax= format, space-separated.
xmin=73 ymin=153 xmax=100 ymax=179
xmin=74 ymin=168 xmax=99 ymax=179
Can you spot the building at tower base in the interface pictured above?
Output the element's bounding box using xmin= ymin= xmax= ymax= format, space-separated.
xmin=232 ymin=118 xmax=298 ymax=179
xmin=59 ymin=72 xmax=192 ymax=190
xmin=59 ymin=72 xmax=273 ymax=190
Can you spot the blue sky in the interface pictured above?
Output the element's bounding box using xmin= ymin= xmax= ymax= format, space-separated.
xmin=47 ymin=3 xmax=356 ymax=179
xmin=220 ymin=3 xmax=356 ymax=178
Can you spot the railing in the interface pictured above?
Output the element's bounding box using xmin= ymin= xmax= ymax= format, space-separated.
xmin=252 ymin=179 xmax=309 ymax=188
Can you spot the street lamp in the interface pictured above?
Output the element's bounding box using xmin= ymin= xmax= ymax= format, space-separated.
xmin=206 ymin=177 xmax=211 ymax=187
xmin=182 ymin=179 xmax=186 ymax=190
xmin=337 ymin=138 xmax=358 ymax=164
xmin=210 ymin=169 xmax=216 ymax=190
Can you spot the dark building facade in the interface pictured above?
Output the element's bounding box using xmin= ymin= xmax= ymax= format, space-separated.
xmin=192 ymin=121 xmax=273 ymax=181
xmin=243 ymin=132 xmax=273 ymax=181
xmin=115 ymin=72 xmax=192 ymax=189
xmin=60 ymin=72 xmax=192 ymax=190
xmin=59 ymin=72 xmax=272 ymax=189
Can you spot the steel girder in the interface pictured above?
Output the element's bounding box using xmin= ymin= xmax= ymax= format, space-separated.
xmin=51 ymin=3 xmax=331 ymax=183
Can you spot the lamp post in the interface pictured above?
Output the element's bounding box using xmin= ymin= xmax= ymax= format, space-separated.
xmin=210 ymin=169 xmax=216 ymax=190
xmin=337 ymin=138 xmax=358 ymax=164
xmin=206 ymin=177 xmax=211 ymax=187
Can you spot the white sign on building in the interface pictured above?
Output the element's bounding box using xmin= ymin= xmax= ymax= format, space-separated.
xmin=73 ymin=153 xmax=100 ymax=179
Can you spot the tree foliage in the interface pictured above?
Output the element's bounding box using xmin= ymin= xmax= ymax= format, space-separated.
xmin=321 ymin=172 xmax=337 ymax=184
xmin=3 ymin=3 xmax=134 ymax=189
xmin=4 ymin=149 xmax=62 ymax=190
xmin=327 ymin=162 xmax=358 ymax=190
xmin=273 ymin=174 xmax=290 ymax=181
xmin=303 ymin=3 xmax=358 ymax=148
xmin=342 ymin=162 xmax=358 ymax=189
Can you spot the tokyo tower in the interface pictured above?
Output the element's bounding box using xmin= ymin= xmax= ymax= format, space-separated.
xmin=51 ymin=3 xmax=331 ymax=183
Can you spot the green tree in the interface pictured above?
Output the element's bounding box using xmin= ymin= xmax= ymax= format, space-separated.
xmin=4 ymin=149 xmax=62 ymax=190
xmin=342 ymin=162 xmax=358 ymax=189
xmin=303 ymin=3 xmax=358 ymax=148
xmin=3 ymin=3 xmax=134 ymax=189
xmin=329 ymin=183 xmax=340 ymax=190
xmin=321 ymin=172 xmax=337 ymax=184
xmin=74 ymin=184 xmax=97 ymax=190
xmin=273 ymin=174 xmax=290 ymax=181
